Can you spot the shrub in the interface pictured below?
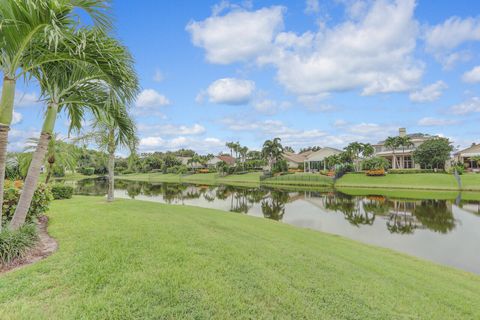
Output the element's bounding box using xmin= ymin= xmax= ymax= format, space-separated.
xmin=362 ymin=157 xmax=390 ymax=171
xmin=197 ymin=168 xmax=210 ymax=174
xmin=52 ymin=165 xmax=65 ymax=177
xmin=3 ymin=183 xmax=53 ymax=223
xmin=388 ymin=169 xmax=437 ymax=174
xmin=0 ymin=224 xmax=38 ymax=265
xmin=51 ymin=184 xmax=74 ymax=200
xmin=166 ymin=165 xmax=188 ymax=174
xmin=80 ymin=167 xmax=95 ymax=176
xmin=366 ymin=169 xmax=386 ymax=176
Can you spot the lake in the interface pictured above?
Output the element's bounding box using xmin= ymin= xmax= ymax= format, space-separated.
xmin=66 ymin=178 xmax=480 ymax=274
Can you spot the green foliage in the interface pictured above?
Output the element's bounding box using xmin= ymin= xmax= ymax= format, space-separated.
xmin=3 ymin=183 xmax=53 ymax=223
xmin=52 ymin=164 xmax=65 ymax=177
xmin=388 ymin=169 xmax=437 ymax=174
xmin=0 ymin=224 xmax=38 ymax=265
xmin=166 ymin=165 xmax=188 ymax=174
xmin=413 ymin=138 xmax=453 ymax=169
xmin=362 ymin=157 xmax=390 ymax=170
xmin=51 ymin=185 xmax=74 ymax=200
xmin=272 ymin=159 xmax=288 ymax=174
xmin=80 ymin=167 xmax=95 ymax=176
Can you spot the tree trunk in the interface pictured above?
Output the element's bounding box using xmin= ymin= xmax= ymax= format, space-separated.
xmin=0 ymin=77 xmax=16 ymax=231
xmin=45 ymin=162 xmax=54 ymax=184
xmin=9 ymin=132 xmax=51 ymax=230
xmin=107 ymin=151 xmax=115 ymax=202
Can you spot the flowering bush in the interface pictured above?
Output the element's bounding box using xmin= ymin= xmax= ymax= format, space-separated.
xmin=2 ymin=182 xmax=53 ymax=223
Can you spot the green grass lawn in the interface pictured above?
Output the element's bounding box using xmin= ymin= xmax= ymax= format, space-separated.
xmin=460 ymin=173 xmax=480 ymax=191
xmin=336 ymin=173 xmax=460 ymax=190
xmin=0 ymin=197 xmax=479 ymax=319
xmin=263 ymin=172 xmax=333 ymax=187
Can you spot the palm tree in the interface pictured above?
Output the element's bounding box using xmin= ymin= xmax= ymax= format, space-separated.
xmin=239 ymin=146 xmax=248 ymax=163
xmin=225 ymin=142 xmax=235 ymax=157
xmin=262 ymin=138 xmax=283 ymax=170
xmin=397 ymin=136 xmax=414 ymax=169
xmin=82 ymin=101 xmax=137 ymax=202
xmin=24 ymin=134 xmax=78 ymax=184
xmin=384 ymin=136 xmax=400 ymax=169
xmin=9 ymin=34 xmax=139 ymax=229
xmin=344 ymin=142 xmax=364 ymax=172
xmin=0 ymin=0 xmax=112 ymax=215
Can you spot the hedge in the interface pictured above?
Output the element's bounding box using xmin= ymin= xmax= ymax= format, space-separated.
xmin=51 ymin=185 xmax=74 ymax=200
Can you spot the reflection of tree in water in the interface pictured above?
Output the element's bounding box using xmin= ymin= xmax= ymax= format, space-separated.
xmin=385 ymin=201 xmax=418 ymax=234
xmin=161 ymin=183 xmax=188 ymax=203
xmin=75 ymin=178 xmax=108 ymax=196
xmin=323 ymin=193 xmax=374 ymax=226
xmin=230 ymin=188 xmax=252 ymax=213
xmin=261 ymin=190 xmax=289 ymax=221
xmin=246 ymin=187 xmax=269 ymax=204
xmin=203 ymin=186 xmax=217 ymax=203
xmin=413 ymin=200 xmax=455 ymax=234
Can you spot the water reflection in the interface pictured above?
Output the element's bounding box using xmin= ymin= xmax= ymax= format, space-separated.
xmin=64 ymin=178 xmax=480 ymax=273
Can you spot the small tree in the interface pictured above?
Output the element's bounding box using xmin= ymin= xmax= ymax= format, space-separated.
xmin=413 ymin=138 xmax=453 ymax=170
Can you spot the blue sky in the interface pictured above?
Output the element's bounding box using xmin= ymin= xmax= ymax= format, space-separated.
xmin=10 ymin=0 xmax=480 ymax=154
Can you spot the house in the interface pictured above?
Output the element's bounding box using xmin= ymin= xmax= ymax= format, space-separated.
xmin=304 ymin=147 xmax=342 ymax=172
xmin=282 ymin=151 xmax=307 ymax=169
xmin=374 ymin=128 xmax=438 ymax=169
xmin=454 ymin=143 xmax=480 ymax=172
xmin=207 ymin=155 xmax=236 ymax=167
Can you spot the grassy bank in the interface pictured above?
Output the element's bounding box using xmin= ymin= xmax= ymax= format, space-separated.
xmin=118 ymin=172 xmax=262 ymax=186
xmin=0 ymin=197 xmax=479 ymax=319
xmin=336 ymin=173 xmax=461 ymax=190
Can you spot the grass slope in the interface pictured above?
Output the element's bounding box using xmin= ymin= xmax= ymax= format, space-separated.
xmin=336 ymin=173 xmax=460 ymax=190
xmin=0 ymin=197 xmax=479 ymax=319
xmin=461 ymin=173 xmax=480 ymax=191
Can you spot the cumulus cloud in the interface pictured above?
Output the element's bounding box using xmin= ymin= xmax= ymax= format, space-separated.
xmin=462 ymin=66 xmax=480 ymax=83
xmin=136 ymin=89 xmax=170 ymax=108
xmin=409 ymin=81 xmax=448 ymax=103
xmin=186 ymin=6 xmax=285 ymax=64
xmin=450 ymin=97 xmax=480 ymax=115
xmin=138 ymin=123 xmax=206 ymax=136
xmin=139 ymin=136 xmax=224 ymax=153
xmin=418 ymin=117 xmax=458 ymax=126
xmin=424 ymin=16 xmax=480 ymax=67
xmin=262 ymin=0 xmax=422 ymax=96
xmin=14 ymin=91 xmax=39 ymax=107
xmin=202 ymin=78 xmax=255 ymax=105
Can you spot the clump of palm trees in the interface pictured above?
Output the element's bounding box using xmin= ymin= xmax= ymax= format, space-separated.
xmin=0 ymin=0 xmax=139 ymax=230
xmin=384 ymin=136 xmax=414 ymax=169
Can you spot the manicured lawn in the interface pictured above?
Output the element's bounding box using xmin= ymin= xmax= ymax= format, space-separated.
xmin=0 ymin=197 xmax=479 ymax=319
xmin=460 ymin=173 xmax=480 ymax=191
xmin=336 ymin=173 xmax=459 ymax=190
xmin=264 ymin=172 xmax=333 ymax=187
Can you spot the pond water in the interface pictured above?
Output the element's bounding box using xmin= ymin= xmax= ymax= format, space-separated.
xmin=66 ymin=178 xmax=480 ymax=274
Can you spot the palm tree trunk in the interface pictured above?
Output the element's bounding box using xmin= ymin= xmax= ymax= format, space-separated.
xmin=0 ymin=77 xmax=16 ymax=231
xmin=107 ymin=151 xmax=115 ymax=202
xmin=9 ymin=132 xmax=51 ymax=230
xmin=45 ymin=163 xmax=54 ymax=184
xmin=10 ymin=103 xmax=57 ymax=230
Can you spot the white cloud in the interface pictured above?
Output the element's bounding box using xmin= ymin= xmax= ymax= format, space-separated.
xmin=186 ymin=6 xmax=285 ymax=64
xmin=424 ymin=16 xmax=480 ymax=67
xmin=139 ymin=136 xmax=224 ymax=153
xmin=14 ymin=91 xmax=39 ymax=107
xmin=305 ymin=0 xmax=320 ymax=14
xmin=12 ymin=111 xmax=22 ymax=125
xmin=153 ymin=69 xmax=164 ymax=82
xmin=349 ymin=122 xmax=396 ymax=135
xmin=333 ymin=119 xmax=348 ymax=127
xmin=260 ymin=0 xmax=422 ymax=96
xmin=136 ymin=89 xmax=170 ymax=108
xmin=8 ymin=128 xmax=39 ymax=152
xmin=418 ymin=117 xmax=458 ymax=126
xmin=409 ymin=81 xmax=448 ymax=103
xmin=204 ymin=78 xmax=255 ymax=105
xmin=450 ymin=97 xmax=480 ymax=115
xmin=462 ymin=66 xmax=480 ymax=83
xmin=425 ymin=16 xmax=480 ymax=52
xmin=138 ymin=123 xmax=206 ymax=136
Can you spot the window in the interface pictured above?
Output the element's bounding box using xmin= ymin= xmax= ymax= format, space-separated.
xmin=404 ymin=156 xmax=413 ymax=169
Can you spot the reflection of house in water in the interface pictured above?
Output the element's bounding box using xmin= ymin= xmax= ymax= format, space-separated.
xmin=458 ymin=201 xmax=480 ymax=216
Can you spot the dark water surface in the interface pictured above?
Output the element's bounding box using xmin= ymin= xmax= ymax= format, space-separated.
xmin=64 ymin=178 xmax=480 ymax=274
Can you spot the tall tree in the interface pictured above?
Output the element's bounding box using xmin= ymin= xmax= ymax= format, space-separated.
xmin=10 ymin=32 xmax=139 ymax=229
xmin=0 ymin=0 xmax=112 ymax=227
xmin=397 ymin=136 xmax=414 ymax=169
xmin=262 ymin=138 xmax=283 ymax=170
xmin=384 ymin=136 xmax=400 ymax=169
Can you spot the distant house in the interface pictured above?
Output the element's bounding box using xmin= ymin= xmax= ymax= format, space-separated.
xmin=304 ymin=147 xmax=342 ymax=172
xmin=374 ymin=128 xmax=439 ymax=169
xmin=454 ymin=143 xmax=480 ymax=172
xmin=282 ymin=151 xmax=307 ymax=169
xmin=207 ymin=155 xmax=236 ymax=167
